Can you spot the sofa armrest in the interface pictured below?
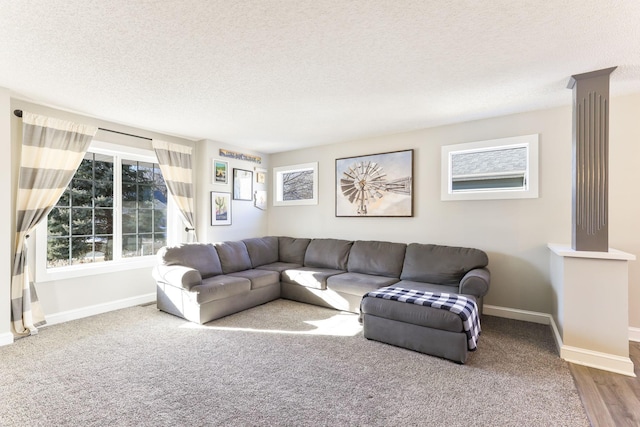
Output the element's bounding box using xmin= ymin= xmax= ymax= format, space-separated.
xmin=459 ymin=267 xmax=490 ymax=297
xmin=153 ymin=265 xmax=202 ymax=291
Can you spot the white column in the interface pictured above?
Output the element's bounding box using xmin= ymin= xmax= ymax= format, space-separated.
xmin=549 ymin=243 xmax=635 ymax=376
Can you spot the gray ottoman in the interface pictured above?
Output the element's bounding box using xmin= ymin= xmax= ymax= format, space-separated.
xmin=360 ymin=290 xmax=480 ymax=364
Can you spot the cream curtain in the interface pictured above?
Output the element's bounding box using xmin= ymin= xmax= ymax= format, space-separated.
xmin=11 ymin=112 xmax=97 ymax=336
xmin=152 ymin=140 xmax=196 ymax=241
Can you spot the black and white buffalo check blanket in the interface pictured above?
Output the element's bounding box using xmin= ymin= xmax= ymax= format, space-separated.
xmin=363 ymin=286 xmax=481 ymax=351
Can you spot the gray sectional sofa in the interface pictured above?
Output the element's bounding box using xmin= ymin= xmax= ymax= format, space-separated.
xmin=153 ymin=236 xmax=490 ymax=323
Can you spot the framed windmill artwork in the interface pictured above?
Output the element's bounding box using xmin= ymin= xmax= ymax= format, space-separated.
xmin=335 ymin=149 xmax=413 ymax=217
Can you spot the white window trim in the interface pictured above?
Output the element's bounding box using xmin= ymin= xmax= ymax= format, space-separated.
xmin=35 ymin=140 xmax=178 ymax=282
xmin=441 ymin=134 xmax=539 ymax=201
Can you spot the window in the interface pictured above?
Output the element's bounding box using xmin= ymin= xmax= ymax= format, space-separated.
xmin=37 ymin=141 xmax=174 ymax=281
xmin=441 ymin=134 xmax=539 ymax=201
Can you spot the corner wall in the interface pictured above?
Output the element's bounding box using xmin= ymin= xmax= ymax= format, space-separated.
xmin=195 ymin=140 xmax=269 ymax=243
xmin=268 ymin=94 xmax=640 ymax=325
xmin=0 ymin=88 xmax=12 ymax=345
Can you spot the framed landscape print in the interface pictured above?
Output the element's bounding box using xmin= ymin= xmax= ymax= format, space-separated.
xmin=211 ymin=191 xmax=231 ymax=225
xmin=212 ymin=159 xmax=228 ymax=184
xmin=233 ymin=168 xmax=253 ymax=200
xmin=335 ymin=149 xmax=413 ymax=217
xmin=273 ymin=162 xmax=318 ymax=206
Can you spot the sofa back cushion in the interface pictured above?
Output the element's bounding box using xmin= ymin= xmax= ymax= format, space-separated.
xmin=347 ymin=240 xmax=406 ymax=278
xmin=278 ymin=237 xmax=311 ymax=264
xmin=243 ymin=236 xmax=279 ymax=267
xmin=400 ymin=243 xmax=488 ymax=285
xmin=215 ymin=241 xmax=253 ymax=274
xmin=158 ymin=243 xmax=222 ymax=279
xmin=304 ymin=238 xmax=353 ymax=270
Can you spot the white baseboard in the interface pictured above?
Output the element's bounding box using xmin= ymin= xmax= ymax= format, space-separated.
xmin=42 ymin=293 xmax=156 ymax=327
xmin=485 ymin=304 xmax=637 ymax=376
xmin=561 ymin=345 xmax=636 ymax=377
xmin=485 ymin=305 xmax=640 ymax=343
xmin=0 ymin=332 xmax=13 ymax=347
xmin=483 ymin=304 xmax=551 ymax=325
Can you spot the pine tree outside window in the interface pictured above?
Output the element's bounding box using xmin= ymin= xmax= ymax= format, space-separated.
xmin=38 ymin=142 xmax=171 ymax=278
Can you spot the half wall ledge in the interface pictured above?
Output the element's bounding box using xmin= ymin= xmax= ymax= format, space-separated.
xmin=548 ymin=243 xmax=636 ymax=376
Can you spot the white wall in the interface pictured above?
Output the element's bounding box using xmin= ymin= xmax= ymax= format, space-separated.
xmin=0 ymin=88 xmax=12 ymax=344
xmin=195 ymin=140 xmax=269 ymax=243
xmin=268 ymin=94 xmax=640 ymax=326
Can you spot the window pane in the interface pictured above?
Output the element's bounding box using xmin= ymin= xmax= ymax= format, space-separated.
xmin=139 ymin=234 xmax=154 ymax=257
xmin=138 ymin=185 xmax=154 ymax=208
xmin=138 ymin=162 xmax=154 ymax=182
xmin=122 ymin=184 xmax=137 ymax=208
xmin=94 ymin=181 xmax=113 ymax=207
xmin=94 ymin=154 xmax=114 ymax=182
xmin=75 ymin=155 xmax=94 ymax=180
xmin=450 ymin=146 xmax=527 ymax=192
xmin=102 ymin=236 xmax=113 ymax=261
xmin=122 ymin=160 xmax=138 ymax=183
xmin=154 ymin=209 xmax=166 ymax=232
xmin=154 ymin=165 xmax=165 ymax=186
xmin=71 ymin=208 xmax=93 ymax=236
xmin=92 ymin=235 xmax=112 ymax=262
xmin=48 ymin=207 xmax=69 ymax=236
xmin=122 ymin=208 xmax=137 ymax=234
xmin=154 ymin=234 xmax=166 ymax=254
xmin=47 ymin=237 xmax=70 ymax=268
xmin=153 ymin=186 xmax=168 ymax=209
xmin=138 ymin=210 xmax=153 ymax=233
xmin=122 ymin=235 xmax=138 ymax=258
xmin=71 ymin=179 xmax=93 ymax=207
xmin=71 ymin=237 xmax=94 ymax=265
xmin=94 ymin=208 xmax=113 ymax=234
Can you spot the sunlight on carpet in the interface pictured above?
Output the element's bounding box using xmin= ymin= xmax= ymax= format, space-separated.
xmin=180 ymin=311 xmax=363 ymax=336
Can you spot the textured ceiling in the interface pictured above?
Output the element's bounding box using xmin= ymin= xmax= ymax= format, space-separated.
xmin=1 ymin=1 xmax=639 ymax=153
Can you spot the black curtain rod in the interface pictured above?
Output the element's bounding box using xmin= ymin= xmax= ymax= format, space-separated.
xmin=13 ymin=109 xmax=153 ymax=141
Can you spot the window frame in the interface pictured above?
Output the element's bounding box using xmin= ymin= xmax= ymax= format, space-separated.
xmin=440 ymin=134 xmax=539 ymax=201
xmin=35 ymin=140 xmax=179 ymax=282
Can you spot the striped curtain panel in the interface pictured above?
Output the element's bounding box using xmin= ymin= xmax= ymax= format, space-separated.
xmin=11 ymin=112 xmax=97 ymax=336
xmin=152 ymin=140 xmax=197 ymax=241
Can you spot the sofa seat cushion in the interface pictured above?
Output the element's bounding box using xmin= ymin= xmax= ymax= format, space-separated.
xmin=360 ymin=296 xmax=464 ymax=333
xmin=281 ymin=267 xmax=345 ymax=290
xmin=256 ymin=262 xmax=302 ymax=273
xmin=347 ymin=240 xmax=406 ymax=278
xmin=229 ymin=269 xmax=280 ymax=290
xmin=243 ymin=237 xmax=279 ymax=267
xmin=191 ymin=275 xmax=251 ymax=304
xmin=327 ymin=272 xmax=399 ymax=296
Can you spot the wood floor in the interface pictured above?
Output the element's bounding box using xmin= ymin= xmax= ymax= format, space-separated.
xmin=569 ymin=341 xmax=640 ymax=427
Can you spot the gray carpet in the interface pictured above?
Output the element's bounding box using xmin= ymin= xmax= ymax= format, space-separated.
xmin=0 ymin=299 xmax=589 ymax=427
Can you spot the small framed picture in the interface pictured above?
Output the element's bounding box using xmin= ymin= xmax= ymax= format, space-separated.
xmin=233 ymin=168 xmax=253 ymax=201
xmin=256 ymin=170 xmax=267 ymax=184
xmin=254 ymin=190 xmax=267 ymax=210
xmin=211 ymin=191 xmax=231 ymax=225
xmin=212 ymin=159 xmax=228 ymax=184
